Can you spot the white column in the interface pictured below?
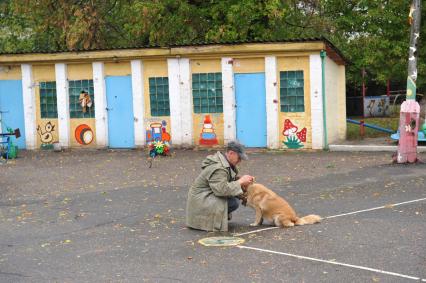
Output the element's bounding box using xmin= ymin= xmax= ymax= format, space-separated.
xmin=309 ymin=54 xmax=324 ymax=149
xmin=55 ymin=63 xmax=70 ymax=148
xmin=265 ymin=56 xmax=279 ymax=149
xmin=131 ymin=60 xmax=145 ymax=147
xmin=92 ymin=62 xmax=108 ymax=147
xmin=21 ymin=64 xmax=36 ymax=149
xmin=178 ymin=58 xmax=193 ymax=146
xmin=221 ymin=57 xmax=236 ymax=143
xmin=167 ymin=58 xmax=182 ymax=145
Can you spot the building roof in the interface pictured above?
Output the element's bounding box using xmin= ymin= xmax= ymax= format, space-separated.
xmin=0 ymin=37 xmax=347 ymax=65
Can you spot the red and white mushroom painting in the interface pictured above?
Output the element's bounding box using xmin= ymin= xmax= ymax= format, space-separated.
xmin=283 ymin=119 xmax=307 ymax=149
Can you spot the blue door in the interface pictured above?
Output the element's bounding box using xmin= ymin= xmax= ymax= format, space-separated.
xmin=0 ymin=80 xmax=26 ymax=149
xmin=106 ymin=76 xmax=135 ymax=148
xmin=235 ymin=73 xmax=266 ymax=147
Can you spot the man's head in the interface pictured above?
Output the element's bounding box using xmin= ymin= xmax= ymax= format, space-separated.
xmin=225 ymin=141 xmax=248 ymax=166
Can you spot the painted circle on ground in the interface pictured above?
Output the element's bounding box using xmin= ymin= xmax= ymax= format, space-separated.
xmin=75 ymin=124 xmax=94 ymax=145
xmin=198 ymin=236 xmax=245 ymax=247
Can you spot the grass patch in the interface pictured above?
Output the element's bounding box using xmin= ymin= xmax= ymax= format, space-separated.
xmin=347 ymin=116 xmax=399 ymax=140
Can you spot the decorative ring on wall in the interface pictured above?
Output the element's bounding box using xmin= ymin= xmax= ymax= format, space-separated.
xmin=75 ymin=124 xmax=94 ymax=145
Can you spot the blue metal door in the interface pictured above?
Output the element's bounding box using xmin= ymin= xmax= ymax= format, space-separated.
xmin=106 ymin=76 xmax=135 ymax=148
xmin=235 ymin=73 xmax=266 ymax=147
xmin=0 ymin=80 xmax=26 ymax=149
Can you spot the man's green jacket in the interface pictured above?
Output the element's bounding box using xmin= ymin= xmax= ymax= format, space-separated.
xmin=186 ymin=151 xmax=243 ymax=231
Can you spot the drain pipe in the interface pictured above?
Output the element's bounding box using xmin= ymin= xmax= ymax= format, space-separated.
xmin=320 ymin=50 xmax=328 ymax=149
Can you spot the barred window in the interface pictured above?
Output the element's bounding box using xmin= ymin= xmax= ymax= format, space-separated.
xmin=192 ymin=72 xmax=223 ymax=113
xmin=69 ymin=80 xmax=95 ymax=118
xmin=149 ymin=77 xmax=170 ymax=116
xmin=280 ymin=71 xmax=305 ymax=112
xmin=39 ymin=81 xmax=58 ymax=118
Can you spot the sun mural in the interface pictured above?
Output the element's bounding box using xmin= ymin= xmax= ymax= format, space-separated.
xmin=75 ymin=124 xmax=94 ymax=145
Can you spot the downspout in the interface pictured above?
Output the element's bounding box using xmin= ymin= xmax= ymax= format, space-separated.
xmin=320 ymin=50 xmax=328 ymax=149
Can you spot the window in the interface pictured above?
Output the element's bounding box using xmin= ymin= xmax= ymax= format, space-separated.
xmin=39 ymin=81 xmax=58 ymax=118
xmin=149 ymin=77 xmax=170 ymax=116
xmin=280 ymin=71 xmax=305 ymax=112
xmin=192 ymin=72 xmax=223 ymax=113
xmin=69 ymin=80 xmax=95 ymax=118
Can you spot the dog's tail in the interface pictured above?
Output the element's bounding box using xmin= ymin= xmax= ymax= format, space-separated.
xmin=295 ymin=214 xmax=322 ymax=225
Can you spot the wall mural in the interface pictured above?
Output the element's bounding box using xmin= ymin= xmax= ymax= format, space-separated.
xmin=75 ymin=124 xmax=94 ymax=145
xmin=199 ymin=115 xmax=218 ymax=146
xmin=364 ymin=96 xmax=390 ymax=117
xmin=37 ymin=121 xmax=56 ymax=145
xmin=282 ymin=119 xmax=307 ymax=149
xmin=146 ymin=120 xmax=171 ymax=143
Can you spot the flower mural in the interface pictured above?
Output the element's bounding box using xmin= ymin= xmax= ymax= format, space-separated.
xmin=282 ymin=119 xmax=307 ymax=149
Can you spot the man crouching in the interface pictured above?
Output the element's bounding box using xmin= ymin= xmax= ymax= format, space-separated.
xmin=186 ymin=141 xmax=254 ymax=232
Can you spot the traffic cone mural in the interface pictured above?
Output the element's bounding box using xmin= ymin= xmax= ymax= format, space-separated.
xmin=199 ymin=115 xmax=218 ymax=146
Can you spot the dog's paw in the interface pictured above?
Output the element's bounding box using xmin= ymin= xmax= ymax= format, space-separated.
xmin=250 ymin=223 xmax=260 ymax=227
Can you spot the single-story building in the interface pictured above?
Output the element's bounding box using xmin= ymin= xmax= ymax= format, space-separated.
xmin=0 ymin=37 xmax=346 ymax=150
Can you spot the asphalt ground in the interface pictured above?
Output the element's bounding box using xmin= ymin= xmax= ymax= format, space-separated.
xmin=0 ymin=149 xmax=425 ymax=282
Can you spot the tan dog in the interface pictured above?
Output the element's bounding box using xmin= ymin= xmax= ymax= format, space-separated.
xmin=245 ymin=183 xmax=321 ymax=227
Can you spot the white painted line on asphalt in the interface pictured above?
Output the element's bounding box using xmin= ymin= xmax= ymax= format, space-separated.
xmin=232 ymin=197 xmax=426 ymax=237
xmin=233 ymin=226 xmax=278 ymax=236
xmin=237 ymin=245 xmax=426 ymax=282
xmin=324 ymin=197 xmax=426 ymax=219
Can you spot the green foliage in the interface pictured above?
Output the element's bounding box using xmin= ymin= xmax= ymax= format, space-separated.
xmin=0 ymin=0 xmax=425 ymax=93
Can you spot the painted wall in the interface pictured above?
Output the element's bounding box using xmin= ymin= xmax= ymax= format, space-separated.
xmin=32 ymin=65 xmax=59 ymax=148
xmin=104 ymin=61 xmax=131 ymax=77
xmin=233 ymin=57 xmax=265 ymax=74
xmin=277 ymin=56 xmax=312 ymax=149
xmin=0 ymin=65 xmax=21 ymax=80
xmin=190 ymin=58 xmax=224 ymax=146
xmin=1 ymin=43 xmax=347 ymax=150
xmin=143 ymin=60 xmax=171 ymax=143
xmin=337 ymin=64 xmax=347 ymax=140
xmin=67 ymin=63 xmax=97 ymax=147
xmin=325 ymin=56 xmax=346 ymax=143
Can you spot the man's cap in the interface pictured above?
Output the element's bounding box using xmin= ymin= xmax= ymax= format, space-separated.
xmin=226 ymin=140 xmax=248 ymax=160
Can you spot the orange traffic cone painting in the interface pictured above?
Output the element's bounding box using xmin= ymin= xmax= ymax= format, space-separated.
xmin=199 ymin=115 xmax=218 ymax=146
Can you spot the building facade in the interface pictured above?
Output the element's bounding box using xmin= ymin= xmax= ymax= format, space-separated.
xmin=0 ymin=38 xmax=346 ymax=150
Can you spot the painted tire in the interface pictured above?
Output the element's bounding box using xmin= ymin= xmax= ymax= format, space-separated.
xmin=75 ymin=124 xmax=94 ymax=145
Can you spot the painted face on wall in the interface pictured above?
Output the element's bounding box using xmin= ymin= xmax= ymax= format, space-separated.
xmin=37 ymin=121 xmax=56 ymax=144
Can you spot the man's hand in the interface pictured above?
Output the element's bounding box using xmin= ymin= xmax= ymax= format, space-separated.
xmin=238 ymin=175 xmax=254 ymax=188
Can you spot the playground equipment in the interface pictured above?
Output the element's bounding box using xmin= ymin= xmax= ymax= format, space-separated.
xmin=0 ymin=128 xmax=21 ymax=163
xmin=346 ymin=118 xmax=395 ymax=134
xmin=347 ymin=118 xmax=426 ymax=142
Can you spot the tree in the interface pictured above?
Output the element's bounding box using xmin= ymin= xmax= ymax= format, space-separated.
xmin=0 ymin=0 xmax=425 ymax=94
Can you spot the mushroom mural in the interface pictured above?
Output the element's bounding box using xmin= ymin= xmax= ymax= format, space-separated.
xmin=282 ymin=119 xmax=307 ymax=149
